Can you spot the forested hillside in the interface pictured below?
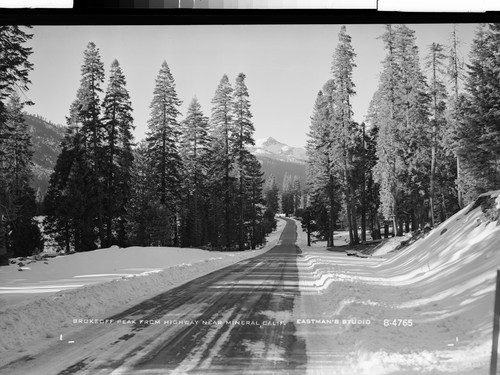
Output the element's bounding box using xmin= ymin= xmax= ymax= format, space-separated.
xmin=25 ymin=114 xmax=64 ymax=198
xmin=25 ymin=111 xmax=304 ymax=210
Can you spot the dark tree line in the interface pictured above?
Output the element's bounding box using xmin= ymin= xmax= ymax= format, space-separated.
xmin=43 ymin=43 xmax=274 ymax=253
xmin=4 ymin=25 xmax=500 ymax=258
xmin=0 ymin=26 xmax=42 ymax=263
xmin=304 ymin=23 xmax=500 ymax=246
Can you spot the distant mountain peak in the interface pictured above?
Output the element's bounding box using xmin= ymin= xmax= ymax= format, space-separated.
xmin=255 ymin=137 xmax=281 ymax=148
xmin=250 ymin=137 xmax=307 ymax=164
xmin=263 ymin=136 xmax=280 ymax=144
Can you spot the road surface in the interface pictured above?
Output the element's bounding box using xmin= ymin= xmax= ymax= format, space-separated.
xmin=1 ymin=218 xmax=308 ymax=375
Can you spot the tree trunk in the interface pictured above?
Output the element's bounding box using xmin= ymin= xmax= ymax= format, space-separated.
xmin=0 ymin=221 xmax=7 ymax=263
xmin=328 ymin=175 xmax=335 ymax=248
xmin=351 ymin=205 xmax=359 ymax=245
xmin=440 ymin=191 xmax=447 ymax=222
xmin=239 ymin=173 xmax=244 ymax=251
xmin=307 ymin=219 xmax=311 ymax=247
xmin=106 ymin=115 xmax=116 ymax=248
xmin=373 ymin=218 xmax=381 ymax=240
xmin=430 ymin=120 xmax=436 ymax=227
xmin=457 ymin=155 xmax=463 ymax=208
xmin=392 ymin=216 xmax=398 ymax=237
xmin=361 ymin=122 xmax=367 ymax=242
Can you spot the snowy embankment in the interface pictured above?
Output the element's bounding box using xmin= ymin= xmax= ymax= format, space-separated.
xmin=294 ymin=191 xmax=500 ymax=374
xmin=0 ymin=218 xmax=286 ymax=357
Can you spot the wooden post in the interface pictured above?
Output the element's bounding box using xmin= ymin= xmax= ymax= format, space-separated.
xmin=491 ymin=270 xmax=500 ymax=375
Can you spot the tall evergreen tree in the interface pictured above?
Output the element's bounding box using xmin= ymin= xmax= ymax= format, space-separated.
xmin=3 ymin=94 xmax=41 ymax=256
xmin=44 ymin=101 xmax=97 ymax=252
xmin=126 ymin=141 xmax=169 ymax=246
xmin=306 ymin=88 xmax=339 ymax=247
xmin=281 ymin=172 xmax=294 ymax=217
xmin=0 ymin=26 xmax=33 ymax=118
xmin=0 ymin=26 xmax=33 ymax=263
xmin=369 ymin=24 xmax=431 ymax=235
xmin=425 ymin=42 xmax=447 ymax=226
xmin=44 ymin=42 xmax=106 ymax=252
xmin=231 ymin=73 xmax=256 ymax=250
xmin=263 ymin=174 xmax=279 ymax=215
xmin=330 ymin=25 xmax=359 ymax=244
xmin=263 ymin=174 xmax=279 ymax=233
xmin=444 ymin=24 xmax=466 ymax=209
xmin=101 ymin=59 xmax=135 ymax=246
xmin=243 ymin=154 xmax=265 ymax=249
xmin=209 ymin=74 xmax=235 ymax=249
xmin=78 ymin=42 xmax=106 ymax=245
xmin=179 ymin=97 xmax=211 ymax=247
xmin=145 ymin=61 xmax=182 ymax=246
xmin=292 ymin=175 xmax=302 ymax=213
xmin=457 ymin=24 xmax=500 ymax=203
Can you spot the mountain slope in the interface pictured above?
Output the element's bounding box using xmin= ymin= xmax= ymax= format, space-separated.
xmin=25 ymin=114 xmax=65 ymax=197
xmin=257 ymin=156 xmax=307 ymax=191
xmin=249 ymin=137 xmax=307 ymax=189
xmin=26 ymin=120 xmax=307 ymax=196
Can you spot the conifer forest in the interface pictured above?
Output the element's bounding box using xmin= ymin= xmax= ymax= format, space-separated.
xmin=1 ymin=24 xmax=499 ymax=261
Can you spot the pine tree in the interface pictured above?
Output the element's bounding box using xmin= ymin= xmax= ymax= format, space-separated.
xmin=263 ymin=174 xmax=280 ymax=215
xmin=0 ymin=26 xmax=33 ymax=263
xmin=330 ymin=25 xmax=359 ymax=244
xmin=43 ymin=132 xmax=77 ymax=253
xmin=306 ymin=88 xmax=339 ymax=247
xmin=292 ymin=176 xmax=302 ymax=213
xmin=425 ymin=42 xmax=448 ymax=226
xmin=126 ymin=141 xmax=167 ymax=246
xmin=179 ymin=97 xmax=211 ymax=247
xmin=0 ymin=26 xmax=33 ymax=117
xmin=77 ymin=42 xmax=106 ymax=245
xmin=209 ymin=74 xmax=235 ymax=249
xmin=101 ymin=59 xmax=135 ymax=247
xmin=44 ymin=42 xmax=110 ymax=252
xmin=44 ymin=103 xmax=98 ymax=252
xmin=146 ymin=61 xmax=182 ymax=246
xmin=281 ymin=173 xmax=293 ymax=216
xmin=364 ymin=124 xmax=381 ymax=239
xmin=263 ymin=174 xmax=279 ymax=233
xmin=244 ymin=155 xmax=265 ymax=249
xmin=231 ymin=73 xmax=256 ymax=250
xmin=457 ymin=24 xmax=500 ymax=203
xmin=369 ymin=25 xmax=431 ymax=235
xmin=444 ymin=24 xmax=466 ymax=208
xmin=3 ymin=94 xmax=42 ymax=256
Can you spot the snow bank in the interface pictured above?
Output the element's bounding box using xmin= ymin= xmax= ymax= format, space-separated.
xmin=294 ymin=192 xmax=500 ymax=374
xmin=0 ymin=218 xmax=286 ymax=358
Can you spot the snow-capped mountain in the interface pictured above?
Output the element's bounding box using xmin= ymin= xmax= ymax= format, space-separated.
xmin=249 ymin=137 xmax=307 ymax=164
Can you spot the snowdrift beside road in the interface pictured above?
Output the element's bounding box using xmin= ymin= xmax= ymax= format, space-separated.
xmin=0 ymin=218 xmax=286 ymax=359
xmin=295 ymin=191 xmax=500 ymax=374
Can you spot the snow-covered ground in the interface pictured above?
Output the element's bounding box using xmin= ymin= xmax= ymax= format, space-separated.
xmin=293 ymin=191 xmax=500 ymax=374
xmin=0 ymin=218 xmax=286 ymax=359
xmin=3 ymin=189 xmax=500 ymax=374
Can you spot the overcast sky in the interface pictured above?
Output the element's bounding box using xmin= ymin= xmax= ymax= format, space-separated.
xmin=25 ymin=24 xmax=477 ymax=148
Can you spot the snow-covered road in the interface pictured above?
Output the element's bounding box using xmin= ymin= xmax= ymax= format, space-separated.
xmin=0 ymin=218 xmax=306 ymax=375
